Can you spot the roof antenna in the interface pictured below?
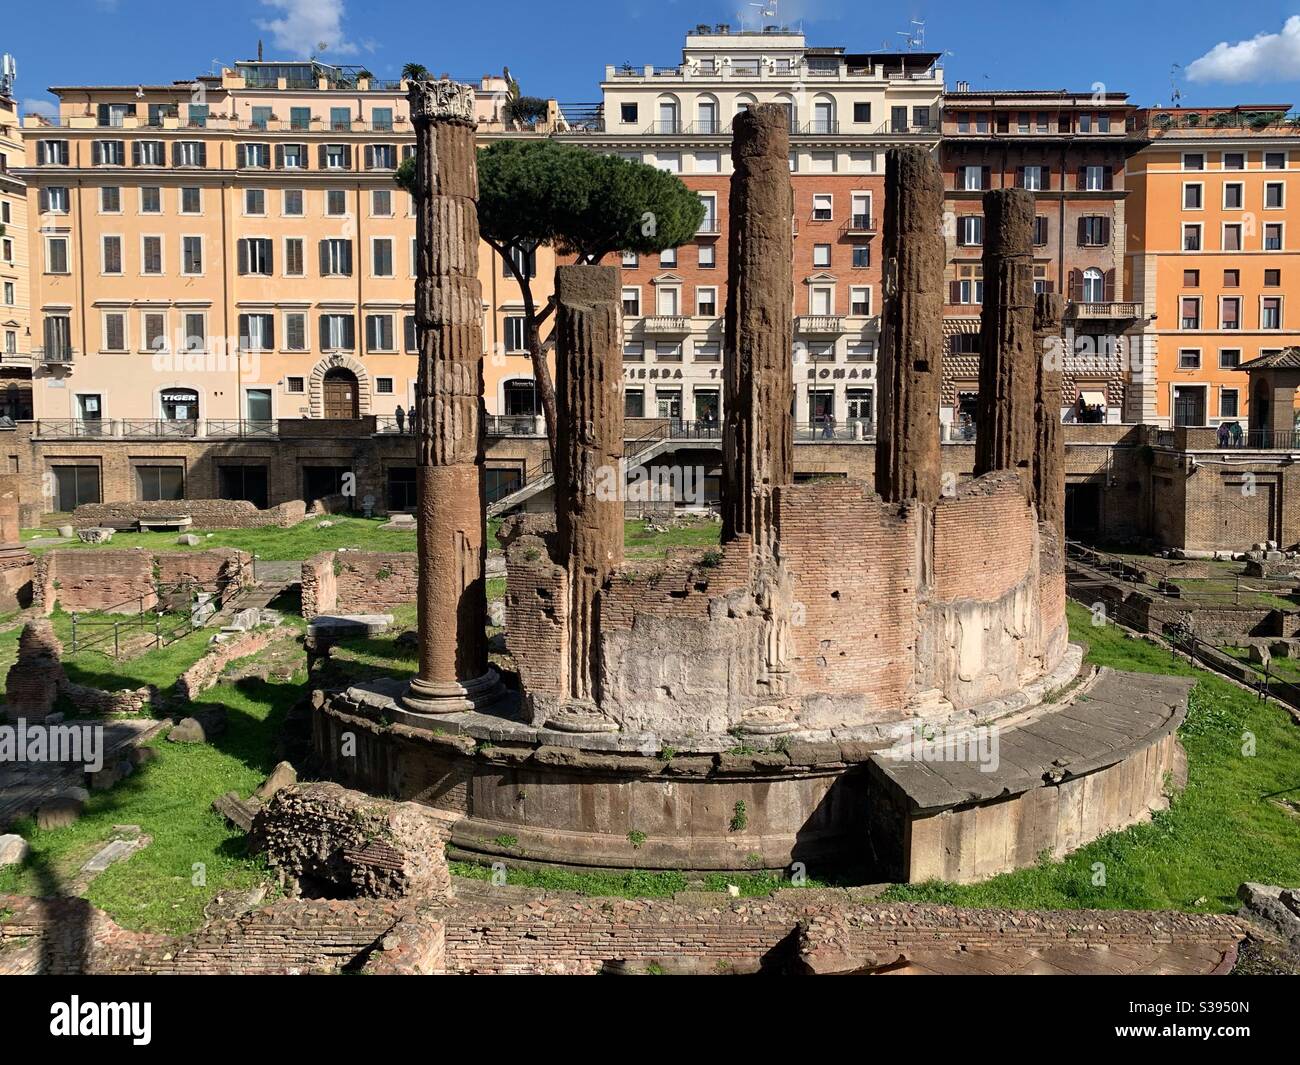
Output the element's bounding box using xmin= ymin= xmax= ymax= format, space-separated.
xmin=258 ymin=39 xmax=263 ymax=62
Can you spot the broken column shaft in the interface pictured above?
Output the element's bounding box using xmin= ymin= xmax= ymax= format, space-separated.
xmin=402 ymin=80 xmax=501 ymax=715
xmin=876 ymin=148 xmax=945 ymax=505
xmin=975 ymin=188 xmax=1038 ymax=484
xmin=722 ymin=104 xmax=793 ymax=552
xmin=554 ymin=265 xmax=625 ymax=705
xmin=1033 ymin=293 xmax=1066 ymax=540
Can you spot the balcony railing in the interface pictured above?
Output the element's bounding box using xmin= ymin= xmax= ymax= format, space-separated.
xmin=796 ymin=315 xmax=846 ymax=334
xmin=795 ymin=419 xmax=874 ymax=442
xmin=206 ymin=419 xmax=277 ymax=438
xmin=36 ymin=419 xmax=115 ymax=439
xmin=35 ymin=347 xmax=76 ymax=366
xmin=1068 ymin=302 xmax=1142 ymax=321
xmin=121 ymin=418 xmax=198 ymax=438
xmin=484 ymin=414 xmax=544 ymax=437
xmin=642 ymin=315 xmax=692 ymax=334
xmin=697 ymin=217 xmax=721 ymax=235
xmin=799 ymin=120 xmax=840 ymax=135
xmin=842 ymin=214 xmax=876 ymax=235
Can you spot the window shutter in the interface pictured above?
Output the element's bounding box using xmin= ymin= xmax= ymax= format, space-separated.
xmin=236 ymin=144 xmax=247 ymax=169
xmin=949 ymin=280 xmax=961 ymax=304
xmin=1099 ymin=217 xmax=1111 ymax=245
xmin=366 ymin=316 xmax=376 ymax=351
xmin=318 ymin=144 xmax=327 ymax=170
xmin=274 ymin=144 xmax=284 ymax=169
xmin=264 ymin=315 xmax=275 ymax=351
xmin=1041 ymin=165 xmax=1051 ymax=190
xmin=1077 ymin=218 xmax=1087 ymax=245
xmin=980 ymin=166 xmax=991 ymax=190
xmin=1014 ymin=166 xmax=1024 ymax=189
xmin=1068 ymin=269 xmax=1083 ymax=301
xmin=364 ymin=145 xmax=374 ymax=170
xmin=131 ymin=142 xmax=140 ymax=166
xmin=341 ymin=145 xmax=352 ymax=169
xmin=92 ymin=141 xmax=103 ymax=166
xmin=319 ymin=240 xmax=329 ymax=275
xmin=405 ymin=315 xmax=417 ymax=352
xmin=1104 ymin=269 xmax=1116 ymax=302
xmin=342 ymin=241 xmax=353 ymax=276
xmin=402 ymin=144 xmax=415 ymax=161
xmin=171 ymin=142 xmax=180 ymax=167
xmin=344 ymin=315 xmax=355 ymax=349
xmin=38 ymin=188 xmax=48 ymax=212
xmin=1043 ymin=280 xmax=1054 ymax=294
xmin=1103 ymin=166 xmax=1113 ymax=190
xmin=238 ymin=314 xmax=249 ymax=349
xmin=264 ymin=240 xmax=273 ymax=276
xmin=1077 ymin=166 xmax=1087 ymax=190
xmin=196 ymin=143 xmax=206 ymax=167
xmin=237 ymin=239 xmax=248 ymax=276
xmin=319 ymin=315 xmax=331 ymax=349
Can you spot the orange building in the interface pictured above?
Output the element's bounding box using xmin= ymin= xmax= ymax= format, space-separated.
xmin=1127 ymin=105 xmax=1300 ymax=427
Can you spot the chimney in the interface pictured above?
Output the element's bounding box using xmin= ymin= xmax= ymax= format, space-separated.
xmin=257 ymin=39 xmax=263 ymax=62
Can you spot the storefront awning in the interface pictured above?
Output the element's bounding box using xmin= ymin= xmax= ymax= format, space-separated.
xmin=1079 ymin=390 xmax=1107 ymax=407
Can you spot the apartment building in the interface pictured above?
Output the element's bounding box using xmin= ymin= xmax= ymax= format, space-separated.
xmin=553 ymin=23 xmax=943 ymax=436
xmin=17 ymin=60 xmax=535 ymax=447
xmin=940 ymin=89 xmax=1145 ymax=433
xmin=1127 ymin=105 xmax=1300 ymax=428
xmin=0 ymin=56 xmax=31 ymax=419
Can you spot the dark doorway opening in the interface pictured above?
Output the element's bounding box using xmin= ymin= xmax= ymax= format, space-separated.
xmin=219 ymin=464 xmax=270 ymax=510
xmin=1065 ymin=482 xmax=1102 ymax=542
xmin=303 ymin=465 xmax=352 ymax=505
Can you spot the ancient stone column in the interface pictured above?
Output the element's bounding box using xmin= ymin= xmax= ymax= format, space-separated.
xmin=553 ymin=265 xmax=624 ymax=713
xmin=402 ymin=80 xmax=502 ymax=715
xmin=722 ymin=104 xmax=793 ymax=553
xmin=975 ymin=188 xmax=1037 ymax=483
xmin=875 ymin=148 xmax=945 ymax=505
xmin=1033 ymin=292 xmax=1066 ymax=539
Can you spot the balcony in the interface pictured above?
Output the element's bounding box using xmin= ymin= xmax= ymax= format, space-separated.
xmin=121 ymin=418 xmax=198 ymax=439
xmin=36 ymin=419 xmax=115 ymax=439
xmin=697 ymin=217 xmax=721 ymax=235
xmin=842 ymin=214 xmax=876 ymax=236
xmin=1067 ymin=302 xmax=1141 ymax=323
xmin=796 ymin=315 xmax=846 ymax=335
xmin=206 ymin=419 xmax=278 ymax=439
xmin=642 ymin=315 xmax=692 ymax=335
xmin=36 ymin=347 xmax=76 ymax=367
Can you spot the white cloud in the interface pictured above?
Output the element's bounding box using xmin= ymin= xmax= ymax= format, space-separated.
xmin=1187 ymin=16 xmax=1300 ymax=82
xmin=21 ymin=98 xmax=57 ymax=118
xmin=256 ymin=0 xmax=357 ymax=58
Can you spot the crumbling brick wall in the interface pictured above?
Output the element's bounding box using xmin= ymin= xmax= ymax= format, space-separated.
xmin=32 ymin=548 xmax=252 ymax=615
xmin=504 ymin=536 xmax=570 ymax=708
xmin=299 ymin=551 xmax=417 ymax=618
xmin=70 ymin=498 xmax=307 ymax=530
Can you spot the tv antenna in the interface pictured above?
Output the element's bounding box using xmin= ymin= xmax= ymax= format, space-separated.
xmin=898 ymin=20 xmax=926 ymax=50
xmin=1169 ymin=63 xmax=1183 ymax=107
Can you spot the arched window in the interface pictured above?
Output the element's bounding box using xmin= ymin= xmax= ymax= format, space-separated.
xmin=656 ymin=95 xmax=680 ymax=134
xmin=773 ymin=93 xmax=797 ymax=132
xmin=812 ymin=94 xmax=836 ymax=134
xmin=695 ymin=94 xmax=719 ymax=134
xmin=160 ymin=387 xmax=198 ymax=421
xmin=1082 ymin=268 xmax=1105 ymax=303
xmin=733 ymin=93 xmax=758 ymax=119
xmin=503 ymin=378 xmax=539 ymax=416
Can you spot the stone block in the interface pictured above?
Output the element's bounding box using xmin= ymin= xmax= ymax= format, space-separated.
xmin=76 ymin=527 xmax=114 ymax=544
xmin=36 ymin=792 xmax=85 ymax=830
xmin=0 ymin=833 xmax=29 ymax=866
xmin=168 ymin=706 xmax=228 ymax=744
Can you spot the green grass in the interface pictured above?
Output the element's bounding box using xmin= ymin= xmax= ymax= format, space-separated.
xmin=623 ymin=517 xmax=721 ymax=559
xmin=882 ymin=600 xmax=1300 ymax=913
xmin=449 ymin=861 xmax=823 ymax=898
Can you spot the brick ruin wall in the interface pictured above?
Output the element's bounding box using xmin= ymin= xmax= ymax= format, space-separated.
xmin=70 ymin=498 xmax=308 ymax=530
xmin=300 ymin=551 xmax=418 ymax=618
xmin=504 ymin=535 xmax=570 ymax=706
xmin=32 ymin=548 xmax=252 ymax=615
xmin=0 ymin=891 xmax=1247 ymax=976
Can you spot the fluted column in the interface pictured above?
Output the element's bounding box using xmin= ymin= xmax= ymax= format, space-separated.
xmin=553 ymin=265 xmax=624 ymax=710
xmin=1033 ymin=292 xmax=1066 ymax=539
xmin=722 ymin=104 xmax=793 ymax=553
xmin=876 ymin=147 xmax=945 ymax=504
xmin=975 ymin=188 xmax=1037 ymax=484
xmin=402 ymin=80 xmax=502 ymax=715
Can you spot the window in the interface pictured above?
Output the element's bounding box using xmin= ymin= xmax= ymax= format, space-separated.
xmin=40 ymin=186 xmax=69 ymax=213
xmin=187 ymin=104 xmax=208 ymax=128
xmin=404 ymin=316 xmax=417 ymax=353
xmin=182 ymin=236 xmax=203 ymax=275
xmin=1184 ymin=270 xmax=1200 ymax=286
xmin=505 ymin=246 xmax=536 ymax=278
xmin=1082 ymin=268 xmax=1105 ymax=303
xmin=1265 ymin=223 xmax=1284 ymax=250
xmin=623 ymin=341 xmax=644 ymax=362
xmin=1021 ymin=165 xmax=1044 ymax=191
xmin=320 ymin=239 xmax=353 ymax=276
xmin=1224 ymin=183 xmax=1243 ymax=209
xmin=694 ymin=341 xmax=720 ymax=362
xmin=142 ymin=312 xmax=166 ymax=352
xmin=1219 ymin=349 xmax=1241 ymax=369
xmin=366 ymin=144 xmax=397 ymax=170
xmin=136 ymin=466 xmax=184 ymax=502
xmin=953 ymin=264 xmax=983 ymax=305
xmin=326 ymin=189 xmax=347 ymax=216
xmin=238 ymin=238 xmax=273 ymax=275
xmin=961 ymin=165 xmax=986 ymax=191
xmin=282 ymin=189 xmax=304 ymax=216
xmin=1223 ymin=224 xmax=1243 ymax=251
xmin=655 ymin=286 xmax=680 ymax=316
xmin=182 ymin=312 xmax=205 ymax=351
xmin=1033 ymin=216 xmax=1049 ymax=246
xmin=620 ymin=102 xmax=637 ymax=124
xmin=655 ymin=343 xmax=682 ymax=364
xmin=853 ymin=101 xmax=871 ymax=123
xmin=280 ymin=143 xmax=306 ymax=169
xmin=140 ymin=186 xmax=161 ymax=213
xmin=1265 ymin=268 xmax=1281 ymax=287
xmin=1266 ymin=182 xmax=1285 ymax=209
xmin=1178 ymin=349 xmax=1201 ymax=369
xmin=101 ymin=235 xmax=122 ymax=275
xmin=1262 ymin=297 xmax=1282 ymax=329
xmin=100 ymin=186 xmax=121 ymax=213
xmin=1265 ymin=152 xmax=1286 ymax=170
xmin=43 ymin=316 xmax=73 ymax=360
xmin=1082 ymin=165 xmax=1108 ymax=191
xmin=284 ymin=238 xmax=305 ymax=277
xmin=323 ymin=144 xmax=349 ymax=170
xmin=372 ymin=107 xmax=393 ymax=131
xmin=372 ymin=238 xmax=394 ymax=277
xmin=372 ymin=189 xmax=392 ymax=216
xmin=812 ymin=193 xmax=833 ymax=220
xmin=238 ymin=313 xmax=274 ymax=351
xmin=851 ymin=245 xmax=870 ymax=268
xmin=45 ymin=236 xmax=69 ymax=274
xmin=957 ymin=215 xmax=983 ymax=246
xmin=36 ymin=140 xmax=69 ymax=166
xmin=285 ymin=313 xmax=307 ymax=351
xmin=696 ymin=287 xmax=717 ymax=317
xmin=1220 ymin=297 xmax=1241 ymax=330
xmin=219 ymin=465 xmax=270 ymax=510
xmin=290 ymin=107 xmax=311 ymax=131
xmin=320 ymin=314 xmax=355 ymax=350
xmin=1220 ymin=389 xmax=1239 ymax=419
xmin=180 ymin=187 xmax=201 ymax=214
xmin=244 ymin=188 xmax=265 ymax=215
xmin=1180 ymin=297 xmax=1201 ymax=329
xmin=330 ymin=107 xmax=352 ymax=131
xmin=621 ymin=288 xmax=640 ymax=316
xmin=103 ymin=313 xmax=126 ymax=352
xmin=286 ymin=376 xmax=305 ymax=393
xmin=93 ymin=140 xmax=125 ymax=166
xmin=809 ymin=286 xmax=833 ymax=315
xmin=1183 ymin=153 xmax=1205 ymax=171
xmin=659 ymin=247 xmax=677 ymax=268
xmin=657 ymin=152 xmax=681 ymax=174
xmin=1223 ymin=269 xmax=1239 ymax=287
xmin=813 ymin=244 xmax=831 ymax=267
xmin=1223 ymin=152 xmax=1244 ymax=170
xmin=250 ymin=107 xmax=272 ymax=130
xmin=366 ymin=314 xmax=395 ymax=351
xmin=695 ymin=151 xmax=720 ymax=174
xmin=624 ymin=388 xmax=644 ymax=418
xmin=622 ymin=251 xmax=638 ymax=268
xmin=240 ymin=143 xmax=270 ymax=169
xmin=1182 ymin=183 xmax=1202 ymax=209
xmin=847 ymin=341 xmax=875 ymax=362
xmin=174 ymin=141 xmax=206 ymax=167
xmin=1078 ymin=216 xmax=1110 ymax=246
xmin=53 ymin=466 xmax=101 ymax=511
xmin=850 ymin=287 xmax=871 ymax=315
xmin=504 ymin=316 xmax=527 ymax=351
xmin=1183 ymin=224 xmax=1202 ymax=251
xmin=374 ymin=377 xmax=394 ymax=396
xmin=698 ymin=244 xmax=716 ymax=268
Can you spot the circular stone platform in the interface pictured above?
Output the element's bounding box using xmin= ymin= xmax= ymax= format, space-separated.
xmin=305 ymin=643 xmax=1191 ymax=876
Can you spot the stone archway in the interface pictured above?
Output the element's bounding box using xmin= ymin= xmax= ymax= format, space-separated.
xmin=308 ymin=353 xmax=372 ymax=419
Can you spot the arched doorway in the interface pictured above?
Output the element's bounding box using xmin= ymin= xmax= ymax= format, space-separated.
xmin=323 ymin=368 xmax=360 ymax=419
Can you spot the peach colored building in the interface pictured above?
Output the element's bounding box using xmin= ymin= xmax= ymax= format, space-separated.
xmin=0 ymin=57 xmax=32 ymax=419
xmin=17 ymin=60 xmax=550 ymax=438
xmin=1127 ymin=105 xmax=1300 ymax=427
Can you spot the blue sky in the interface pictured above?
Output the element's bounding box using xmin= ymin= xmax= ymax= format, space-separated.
xmin=5 ymin=0 xmax=1300 ymax=115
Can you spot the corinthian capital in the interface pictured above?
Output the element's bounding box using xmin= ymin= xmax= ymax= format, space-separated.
xmin=407 ymin=78 xmax=477 ymax=126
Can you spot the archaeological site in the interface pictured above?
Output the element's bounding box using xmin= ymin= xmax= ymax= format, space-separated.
xmin=3 ymin=10 xmax=1300 ymax=1014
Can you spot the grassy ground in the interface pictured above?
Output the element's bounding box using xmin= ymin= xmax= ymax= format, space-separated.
xmin=882 ymin=600 xmax=1300 ymax=912
xmin=623 ymin=517 xmax=720 ymax=558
